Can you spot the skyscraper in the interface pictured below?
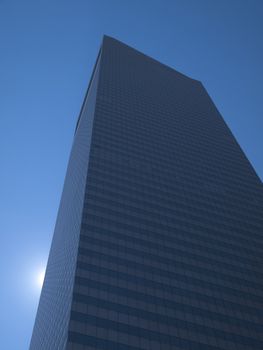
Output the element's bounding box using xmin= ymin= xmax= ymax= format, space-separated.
xmin=30 ymin=36 xmax=263 ymax=350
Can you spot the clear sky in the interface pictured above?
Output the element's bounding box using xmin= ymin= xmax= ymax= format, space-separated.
xmin=0 ymin=1 xmax=262 ymax=349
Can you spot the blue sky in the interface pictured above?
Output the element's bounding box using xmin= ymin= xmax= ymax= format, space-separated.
xmin=0 ymin=1 xmax=262 ymax=349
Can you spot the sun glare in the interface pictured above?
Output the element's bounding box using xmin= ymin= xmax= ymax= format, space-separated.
xmin=37 ymin=269 xmax=45 ymax=288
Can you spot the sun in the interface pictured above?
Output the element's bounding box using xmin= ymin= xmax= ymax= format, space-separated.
xmin=37 ymin=269 xmax=45 ymax=288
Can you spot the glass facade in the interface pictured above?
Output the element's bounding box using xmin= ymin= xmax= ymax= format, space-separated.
xmin=30 ymin=36 xmax=263 ymax=350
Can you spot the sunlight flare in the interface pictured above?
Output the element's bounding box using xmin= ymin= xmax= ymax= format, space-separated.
xmin=37 ymin=269 xmax=45 ymax=288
